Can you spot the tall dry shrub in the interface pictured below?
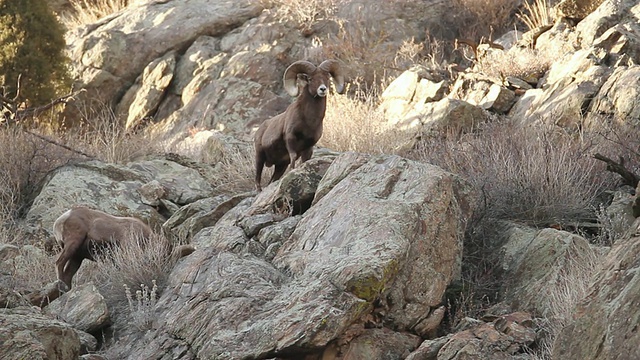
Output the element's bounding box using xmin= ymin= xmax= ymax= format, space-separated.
xmin=413 ymin=120 xmax=612 ymax=227
xmin=531 ymin=247 xmax=600 ymax=359
xmin=518 ymin=0 xmax=554 ymax=31
xmin=65 ymin=104 xmax=162 ymax=164
xmin=76 ymin=232 xmax=175 ymax=314
xmin=0 ymin=126 xmax=85 ymax=222
xmin=320 ymin=82 xmax=407 ymax=154
xmin=446 ymin=0 xmax=521 ymax=41
xmin=60 ymin=0 xmax=130 ymax=28
xmin=413 ymin=120 xmax=612 ymax=337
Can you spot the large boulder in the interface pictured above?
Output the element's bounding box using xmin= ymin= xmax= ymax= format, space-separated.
xmin=45 ymin=283 xmax=110 ymax=334
xmin=112 ymin=153 xmax=477 ymax=359
xmin=64 ymin=0 xmax=448 ymax=143
xmin=0 ymin=307 xmax=82 ymax=360
xmin=552 ymin=233 xmax=640 ymax=359
xmin=499 ymin=225 xmax=600 ymax=316
xmin=25 ymin=155 xmax=215 ymax=234
xmin=586 ymin=65 xmax=640 ymax=126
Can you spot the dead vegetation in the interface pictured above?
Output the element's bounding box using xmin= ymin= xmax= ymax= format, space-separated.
xmin=2 ymin=0 xmax=638 ymax=358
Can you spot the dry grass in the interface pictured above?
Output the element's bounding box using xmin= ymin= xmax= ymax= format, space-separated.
xmin=319 ymin=18 xmax=394 ymax=82
xmin=531 ymin=247 xmax=601 ymax=359
xmin=61 ymin=0 xmax=130 ymax=29
xmin=67 ymin=104 xmax=162 ymax=164
xmin=266 ymin=0 xmax=340 ymax=25
xmin=448 ymin=0 xmax=521 ymax=41
xmin=3 ymin=236 xmax=57 ymax=292
xmin=476 ymin=46 xmax=554 ymax=80
xmin=320 ymin=82 xmax=407 ymax=154
xmin=518 ymin=0 xmax=555 ymax=31
xmin=412 ymin=120 xmax=613 ymax=227
xmin=75 ymin=232 xmax=175 ymax=316
xmin=0 ymin=126 xmax=84 ymax=223
xmin=210 ymin=144 xmax=257 ymax=194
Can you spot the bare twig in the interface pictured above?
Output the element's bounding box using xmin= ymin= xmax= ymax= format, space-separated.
xmin=1 ymin=88 xmax=94 ymax=159
xmin=3 ymin=90 xmax=83 ymax=124
xmin=22 ymin=129 xmax=95 ymax=159
xmin=593 ymin=153 xmax=639 ymax=187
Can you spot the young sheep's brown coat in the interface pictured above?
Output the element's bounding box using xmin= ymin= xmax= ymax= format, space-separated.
xmin=254 ymin=60 xmax=344 ymax=191
xmin=53 ymin=206 xmax=152 ymax=288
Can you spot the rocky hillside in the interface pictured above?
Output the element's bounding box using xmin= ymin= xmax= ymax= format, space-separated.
xmin=1 ymin=0 xmax=640 ymax=359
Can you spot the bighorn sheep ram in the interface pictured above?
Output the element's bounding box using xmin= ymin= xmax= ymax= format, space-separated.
xmin=53 ymin=206 xmax=193 ymax=288
xmin=254 ymin=59 xmax=345 ymax=191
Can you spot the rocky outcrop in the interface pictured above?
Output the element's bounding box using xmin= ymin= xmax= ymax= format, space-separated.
xmin=552 ymin=234 xmax=640 ymax=359
xmin=374 ymin=0 xmax=640 ymax=137
xmin=499 ymin=225 xmax=599 ymax=316
xmin=65 ymin=0 xmax=264 ymax=121
xmin=45 ymin=283 xmax=111 ymax=334
xmin=64 ymin=0 xmax=446 ymax=147
xmin=25 ymin=154 xmax=215 ymax=234
xmin=0 ymin=307 xmax=83 ymax=360
xmin=111 ymin=153 xmax=477 ymax=359
xmin=511 ymin=0 xmax=640 ymax=128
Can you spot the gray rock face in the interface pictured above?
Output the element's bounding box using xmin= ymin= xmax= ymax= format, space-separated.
xmin=499 ymin=226 xmax=599 ymax=315
xmin=575 ymin=0 xmax=640 ymax=47
xmin=0 ymin=307 xmax=81 ymax=360
xmin=113 ymin=153 xmax=477 ymax=359
xmin=552 ymin=234 xmax=640 ymax=359
xmin=587 ymin=65 xmax=640 ymax=126
xmin=26 ymin=155 xmax=214 ymax=234
xmin=45 ymin=283 xmax=110 ymax=334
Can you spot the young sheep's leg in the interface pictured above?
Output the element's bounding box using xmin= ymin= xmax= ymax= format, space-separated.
xmin=60 ymin=258 xmax=83 ymax=289
xmin=270 ymin=162 xmax=288 ymax=183
xmin=255 ymin=151 xmax=267 ymax=191
xmin=55 ymin=235 xmax=84 ymax=288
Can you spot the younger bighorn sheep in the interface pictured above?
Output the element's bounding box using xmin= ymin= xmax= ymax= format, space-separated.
xmin=52 ymin=206 xmax=188 ymax=289
xmin=254 ymin=59 xmax=345 ymax=191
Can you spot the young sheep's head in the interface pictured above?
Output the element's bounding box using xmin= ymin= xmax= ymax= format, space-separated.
xmin=283 ymin=60 xmax=345 ymax=98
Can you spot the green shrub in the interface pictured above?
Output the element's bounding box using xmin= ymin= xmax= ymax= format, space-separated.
xmin=0 ymin=0 xmax=71 ymax=108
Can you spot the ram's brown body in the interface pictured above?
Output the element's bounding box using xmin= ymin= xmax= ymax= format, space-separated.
xmin=254 ymin=60 xmax=344 ymax=191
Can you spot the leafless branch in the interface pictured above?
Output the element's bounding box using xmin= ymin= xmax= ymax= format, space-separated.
xmin=593 ymin=153 xmax=639 ymax=188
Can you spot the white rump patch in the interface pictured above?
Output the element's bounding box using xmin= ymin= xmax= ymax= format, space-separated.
xmin=53 ymin=209 xmax=72 ymax=247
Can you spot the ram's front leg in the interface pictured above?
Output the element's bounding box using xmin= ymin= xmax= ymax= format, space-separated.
xmin=300 ymin=147 xmax=313 ymax=163
xmin=285 ymin=137 xmax=300 ymax=170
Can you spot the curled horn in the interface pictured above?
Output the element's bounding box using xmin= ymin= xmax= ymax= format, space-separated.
xmin=283 ymin=61 xmax=317 ymax=97
xmin=318 ymin=60 xmax=345 ymax=94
